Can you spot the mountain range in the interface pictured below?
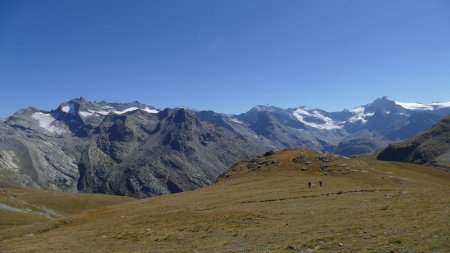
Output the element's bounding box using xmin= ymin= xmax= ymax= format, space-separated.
xmin=0 ymin=96 xmax=449 ymax=197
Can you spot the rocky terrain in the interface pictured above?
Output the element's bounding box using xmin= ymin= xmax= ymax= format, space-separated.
xmin=0 ymin=98 xmax=269 ymax=197
xmin=0 ymin=96 xmax=449 ymax=197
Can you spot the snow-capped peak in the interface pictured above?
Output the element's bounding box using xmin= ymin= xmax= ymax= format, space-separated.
xmin=251 ymin=104 xmax=282 ymax=112
xmin=372 ymin=96 xmax=393 ymax=103
xmin=366 ymin=96 xmax=397 ymax=111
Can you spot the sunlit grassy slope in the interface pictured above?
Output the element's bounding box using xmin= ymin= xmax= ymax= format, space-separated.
xmin=1 ymin=148 xmax=449 ymax=252
xmin=0 ymin=188 xmax=133 ymax=242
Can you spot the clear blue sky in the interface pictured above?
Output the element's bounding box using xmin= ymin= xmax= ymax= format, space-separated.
xmin=1 ymin=0 xmax=449 ymax=117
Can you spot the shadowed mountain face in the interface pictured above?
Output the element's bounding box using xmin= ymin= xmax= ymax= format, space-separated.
xmin=378 ymin=115 xmax=450 ymax=168
xmin=0 ymin=99 xmax=269 ymax=197
xmin=0 ymin=97 xmax=449 ymax=197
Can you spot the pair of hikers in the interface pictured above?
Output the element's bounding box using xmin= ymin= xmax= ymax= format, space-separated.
xmin=308 ymin=181 xmax=323 ymax=188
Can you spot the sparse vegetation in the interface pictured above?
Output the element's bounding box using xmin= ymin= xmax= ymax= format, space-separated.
xmin=0 ymin=188 xmax=132 ymax=241
xmin=0 ymin=148 xmax=449 ymax=252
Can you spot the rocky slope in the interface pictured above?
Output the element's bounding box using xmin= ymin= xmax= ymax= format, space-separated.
xmin=377 ymin=115 xmax=450 ymax=168
xmin=0 ymin=98 xmax=269 ymax=197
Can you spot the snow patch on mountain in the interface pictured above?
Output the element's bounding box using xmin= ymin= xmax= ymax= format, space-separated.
xmin=115 ymin=107 xmax=159 ymax=114
xmin=349 ymin=107 xmax=374 ymax=124
xmin=396 ymin=102 xmax=433 ymax=110
xmin=396 ymin=101 xmax=450 ymax=111
xmin=293 ymin=108 xmax=343 ymax=130
xmin=78 ymin=106 xmax=158 ymax=118
xmin=231 ymin=118 xmax=244 ymax=124
xmin=31 ymin=112 xmax=66 ymax=134
xmin=61 ymin=105 xmax=70 ymax=113
xmin=79 ymin=111 xmax=95 ymax=118
xmin=78 ymin=109 xmax=111 ymax=117
xmin=115 ymin=107 xmax=139 ymax=114
xmin=430 ymin=102 xmax=450 ymax=109
xmin=61 ymin=103 xmax=76 ymax=114
xmin=88 ymin=110 xmax=110 ymax=116
xmin=142 ymin=107 xmax=159 ymax=114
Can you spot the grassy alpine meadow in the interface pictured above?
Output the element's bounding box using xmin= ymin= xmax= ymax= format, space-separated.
xmin=1 ymin=149 xmax=449 ymax=252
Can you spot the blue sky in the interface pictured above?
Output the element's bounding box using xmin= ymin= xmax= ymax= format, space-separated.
xmin=1 ymin=0 xmax=449 ymax=117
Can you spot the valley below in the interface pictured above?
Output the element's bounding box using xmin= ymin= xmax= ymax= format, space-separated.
xmin=1 ymin=149 xmax=449 ymax=252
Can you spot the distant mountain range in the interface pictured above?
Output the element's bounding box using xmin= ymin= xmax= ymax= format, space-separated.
xmin=236 ymin=96 xmax=450 ymax=155
xmin=0 ymin=96 xmax=449 ymax=197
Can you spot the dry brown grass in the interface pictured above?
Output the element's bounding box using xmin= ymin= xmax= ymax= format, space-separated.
xmin=1 ymin=148 xmax=449 ymax=252
xmin=0 ymin=187 xmax=133 ymax=242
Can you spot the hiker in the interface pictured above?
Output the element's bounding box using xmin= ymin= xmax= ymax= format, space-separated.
xmin=319 ymin=181 xmax=323 ymax=187
xmin=308 ymin=182 xmax=311 ymax=188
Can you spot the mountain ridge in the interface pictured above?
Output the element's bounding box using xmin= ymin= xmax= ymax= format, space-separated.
xmin=378 ymin=115 xmax=450 ymax=168
xmin=1 ymin=96 xmax=449 ymax=197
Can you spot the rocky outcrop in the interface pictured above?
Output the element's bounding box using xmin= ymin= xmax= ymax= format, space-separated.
xmin=378 ymin=115 xmax=450 ymax=167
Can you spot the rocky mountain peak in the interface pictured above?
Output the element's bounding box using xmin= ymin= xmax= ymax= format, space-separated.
xmin=173 ymin=108 xmax=196 ymax=124
xmin=250 ymin=104 xmax=284 ymax=113
xmin=158 ymin=108 xmax=173 ymax=119
xmin=366 ymin=96 xmax=398 ymax=113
